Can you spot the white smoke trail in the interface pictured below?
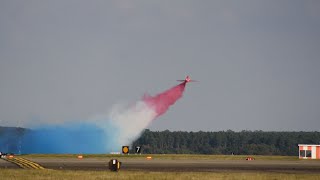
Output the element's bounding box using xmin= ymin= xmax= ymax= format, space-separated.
xmin=109 ymin=101 xmax=157 ymax=147
xmin=92 ymin=100 xmax=157 ymax=152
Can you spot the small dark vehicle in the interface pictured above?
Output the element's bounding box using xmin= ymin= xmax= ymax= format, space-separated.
xmin=108 ymin=159 xmax=121 ymax=172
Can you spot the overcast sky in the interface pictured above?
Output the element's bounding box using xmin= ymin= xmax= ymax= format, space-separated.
xmin=1 ymin=0 xmax=320 ymax=131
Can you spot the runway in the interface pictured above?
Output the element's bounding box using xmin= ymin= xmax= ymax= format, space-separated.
xmin=2 ymin=157 xmax=320 ymax=173
xmin=0 ymin=158 xmax=18 ymax=169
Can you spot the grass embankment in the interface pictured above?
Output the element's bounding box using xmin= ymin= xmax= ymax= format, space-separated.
xmin=20 ymin=154 xmax=298 ymax=160
xmin=1 ymin=169 xmax=319 ymax=180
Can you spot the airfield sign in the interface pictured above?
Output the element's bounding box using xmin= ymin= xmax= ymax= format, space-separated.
xmin=122 ymin=146 xmax=129 ymax=154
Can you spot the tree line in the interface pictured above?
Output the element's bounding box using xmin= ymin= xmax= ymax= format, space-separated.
xmin=133 ymin=129 xmax=320 ymax=156
xmin=1 ymin=127 xmax=320 ymax=155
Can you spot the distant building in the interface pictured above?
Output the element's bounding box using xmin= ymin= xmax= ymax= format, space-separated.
xmin=298 ymin=144 xmax=320 ymax=159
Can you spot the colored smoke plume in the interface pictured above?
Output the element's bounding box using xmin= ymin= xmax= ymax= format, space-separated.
xmin=0 ymin=83 xmax=187 ymax=154
xmin=143 ymin=82 xmax=186 ymax=117
xmin=20 ymin=123 xmax=107 ymax=154
xmin=105 ymin=82 xmax=186 ymax=151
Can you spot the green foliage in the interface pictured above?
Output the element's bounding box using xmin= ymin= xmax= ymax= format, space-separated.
xmin=133 ymin=129 xmax=320 ymax=156
xmin=1 ymin=127 xmax=320 ymax=156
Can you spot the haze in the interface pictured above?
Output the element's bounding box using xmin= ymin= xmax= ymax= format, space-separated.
xmin=1 ymin=0 xmax=320 ymax=131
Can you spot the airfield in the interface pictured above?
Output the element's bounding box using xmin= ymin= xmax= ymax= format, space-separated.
xmin=1 ymin=154 xmax=320 ymax=173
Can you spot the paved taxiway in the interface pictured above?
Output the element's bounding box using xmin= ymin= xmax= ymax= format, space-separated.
xmin=0 ymin=158 xmax=18 ymax=169
xmin=2 ymin=157 xmax=320 ymax=173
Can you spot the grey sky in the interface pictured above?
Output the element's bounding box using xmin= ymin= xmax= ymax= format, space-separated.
xmin=1 ymin=0 xmax=320 ymax=131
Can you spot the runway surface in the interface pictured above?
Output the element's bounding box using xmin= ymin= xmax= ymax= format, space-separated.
xmin=2 ymin=157 xmax=320 ymax=173
xmin=0 ymin=158 xmax=18 ymax=169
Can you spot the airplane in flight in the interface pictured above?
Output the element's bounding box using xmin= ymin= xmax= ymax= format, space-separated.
xmin=177 ymin=76 xmax=197 ymax=83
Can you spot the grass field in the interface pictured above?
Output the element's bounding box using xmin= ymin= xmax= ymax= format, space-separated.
xmin=20 ymin=154 xmax=300 ymax=161
xmin=1 ymin=169 xmax=320 ymax=180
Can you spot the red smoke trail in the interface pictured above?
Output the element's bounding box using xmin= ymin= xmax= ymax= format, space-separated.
xmin=143 ymin=82 xmax=186 ymax=117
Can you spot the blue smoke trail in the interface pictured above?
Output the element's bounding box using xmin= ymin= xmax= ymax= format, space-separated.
xmin=20 ymin=122 xmax=116 ymax=154
xmin=0 ymin=127 xmax=24 ymax=153
xmin=1 ymin=100 xmax=156 ymax=154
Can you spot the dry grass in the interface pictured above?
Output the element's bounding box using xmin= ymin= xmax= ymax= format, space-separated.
xmin=0 ymin=169 xmax=320 ymax=180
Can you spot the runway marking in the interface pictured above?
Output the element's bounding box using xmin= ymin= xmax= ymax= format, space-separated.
xmin=4 ymin=157 xmax=45 ymax=169
xmin=15 ymin=157 xmax=45 ymax=169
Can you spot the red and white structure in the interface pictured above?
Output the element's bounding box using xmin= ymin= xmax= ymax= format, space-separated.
xmin=298 ymin=144 xmax=320 ymax=159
